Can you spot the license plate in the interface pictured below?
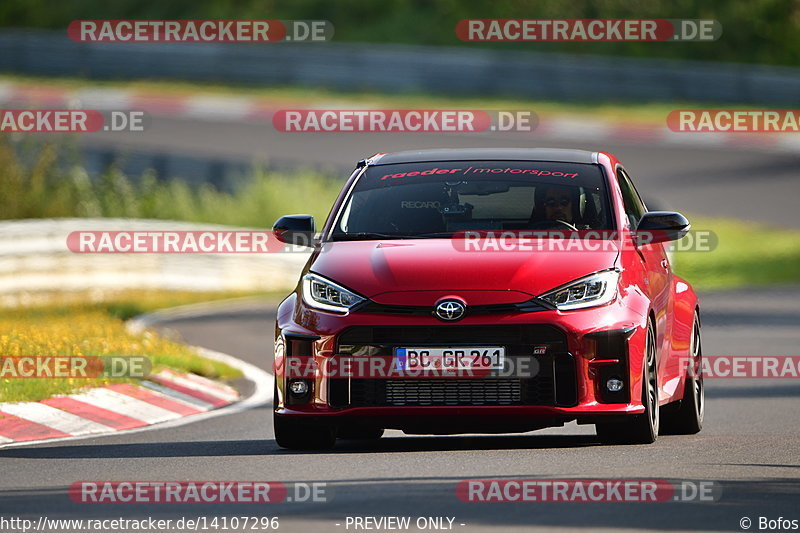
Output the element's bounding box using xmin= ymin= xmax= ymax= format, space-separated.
xmin=395 ymin=347 xmax=505 ymax=371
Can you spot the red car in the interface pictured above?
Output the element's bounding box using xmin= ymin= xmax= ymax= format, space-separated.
xmin=272 ymin=148 xmax=703 ymax=449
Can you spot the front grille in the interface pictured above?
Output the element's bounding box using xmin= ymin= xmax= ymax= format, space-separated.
xmin=356 ymin=299 xmax=554 ymax=317
xmin=348 ymin=376 xmax=560 ymax=407
xmin=385 ymin=379 xmax=520 ymax=406
xmin=329 ymin=325 xmax=577 ymax=408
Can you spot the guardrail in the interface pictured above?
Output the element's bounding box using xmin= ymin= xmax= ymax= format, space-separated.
xmin=1 ymin=29 xmax=799 ymax=105
xmin=0 ymin=219 xmax=309 ymax=305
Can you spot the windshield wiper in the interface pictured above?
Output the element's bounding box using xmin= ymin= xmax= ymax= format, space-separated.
xmin=330 ymin=231 xmax=459 ymax=241
xmin=406 ymin=232 xmax=455 ymax=238
xmin=330 ymin=232 xmax=409 ymax=241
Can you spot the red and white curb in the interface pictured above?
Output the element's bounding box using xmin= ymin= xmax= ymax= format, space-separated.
xmin=0 ymin=370 xmax=238 ymax=445
xmin=1 ymin=81 xmax=798 ymax=153
xmin=0 ymin=313 xmax=274 ymax=448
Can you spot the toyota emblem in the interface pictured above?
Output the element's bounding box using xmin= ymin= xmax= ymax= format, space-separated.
xmin=434 ymin=299 xmax=466 ymax=321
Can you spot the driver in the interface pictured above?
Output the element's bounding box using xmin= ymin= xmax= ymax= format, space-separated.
xmin=532 ymin=185 xmax=581 ymax=225
xmin=542 ymin=185 xmax=574 ymax=224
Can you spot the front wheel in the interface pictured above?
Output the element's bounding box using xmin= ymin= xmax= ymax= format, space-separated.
xmin=661 ymin=313 xmax=704 ymax=435
xmin=596 ymin=320 xmax=660 ymax=445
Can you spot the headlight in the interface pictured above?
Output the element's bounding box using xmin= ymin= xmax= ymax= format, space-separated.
xmin=302 ymin=273 xmax=366 ymax=313
xmin=539 ymin=270 xmax=619 ymax=310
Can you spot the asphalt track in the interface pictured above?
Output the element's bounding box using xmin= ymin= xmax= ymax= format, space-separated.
xmin=80 ymin=116 xmax=800 ymax=227
xmin=1 ymin=288 xmax=799 ymax=533
xmin=2 ymin=118 xmax=799 ymax=532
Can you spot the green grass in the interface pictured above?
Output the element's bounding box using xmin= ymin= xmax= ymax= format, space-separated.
xmin=0 ymin=290 xmax=260 ymax=402
xmin=0 ymin=73 xmax=732 ymax=125
xmin=5 ymin=130 xmax=800 ymax=292
xmin=3 ymin=78 xmax=800 ymax=293
xmin=1 ymin=0 xmax=797 ymax=67
xmin=1 ymin=219 xmax=798 ymax=403
xmin=674 ymin=216 xmax=800 ymax=291
xmin=0 ymin=134 xmax=341 ymax=226
xmin=3 ymin=289 xmax=281 ymax=319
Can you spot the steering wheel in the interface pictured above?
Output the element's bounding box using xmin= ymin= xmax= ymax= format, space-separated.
xmin=528 ymin=219 xmax=579 ymax=231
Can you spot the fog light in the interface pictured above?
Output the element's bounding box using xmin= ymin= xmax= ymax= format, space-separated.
xmin=289 ymin=380 xmax=308 ymax=395
xmin=606 ymin=378 xmax=624 ymax=392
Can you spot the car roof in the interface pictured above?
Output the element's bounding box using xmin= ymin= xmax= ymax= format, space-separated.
xmin=372 ymin=148 xmax=598 ymax=166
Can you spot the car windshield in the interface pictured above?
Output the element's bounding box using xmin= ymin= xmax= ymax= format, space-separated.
xmin=330 ymin=160 xmax=613 ymax=240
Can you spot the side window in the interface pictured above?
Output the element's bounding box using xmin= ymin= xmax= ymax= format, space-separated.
xmin=616 ymin=169 xmax=646 ymax=228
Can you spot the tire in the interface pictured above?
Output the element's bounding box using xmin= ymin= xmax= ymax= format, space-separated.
xmin=337 ymin=427 xmax=384 ymax=440
xmin=661 ymin=313 xmax=704 ymax=435
xmin=596 ymin=320 xmax=660 ymax=445
xmin=273 ymin=412 xmax=337 ymax=450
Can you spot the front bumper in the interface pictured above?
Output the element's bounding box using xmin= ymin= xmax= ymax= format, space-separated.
xmin=274 ymin=293 xmax=649 ymax=433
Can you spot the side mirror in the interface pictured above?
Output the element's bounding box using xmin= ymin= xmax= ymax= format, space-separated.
xmin=273 ymin=215 xmax=316 ymax=247
xmin=635 ymin=211 xmax=690 ymax=245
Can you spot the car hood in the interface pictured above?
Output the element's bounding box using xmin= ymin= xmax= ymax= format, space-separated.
xmin=309 ymin=239 xmax=619 ymax=305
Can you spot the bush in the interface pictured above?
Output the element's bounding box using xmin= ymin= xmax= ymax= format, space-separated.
xmin=0 ymin=135 xmax=342 ymax=226
xmin=0 ymin=0 xmax=797 ymax=66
